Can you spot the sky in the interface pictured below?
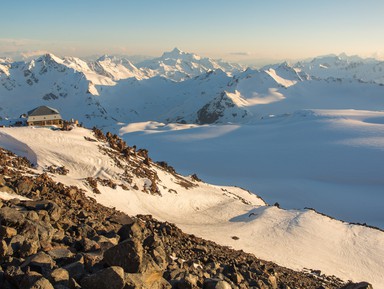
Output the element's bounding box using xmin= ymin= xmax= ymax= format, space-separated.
xmin=1 ymin=0 xmax=384 ymax=65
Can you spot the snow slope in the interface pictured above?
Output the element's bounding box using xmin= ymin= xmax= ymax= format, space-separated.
xmin=0 ymin=126 xmax=383 ymax=288
xmin=119 ymin=110 xmax=384 ymax=230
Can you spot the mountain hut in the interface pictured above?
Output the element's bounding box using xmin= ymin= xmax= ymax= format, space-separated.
xmin=27 ymin=106 xmax=63 ymax=128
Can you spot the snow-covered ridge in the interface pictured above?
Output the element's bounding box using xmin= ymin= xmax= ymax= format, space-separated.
xmin=0 ymin=126 xmax=383 ymax=288
xmin=2 ymin=50 xmax=384 ymax=126
xmin=294 ymin=53 xmax=384 ymax=84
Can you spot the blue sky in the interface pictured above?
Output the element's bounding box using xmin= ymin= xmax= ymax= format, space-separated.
xmin=1 ymin=0 xmax=384 ymax=64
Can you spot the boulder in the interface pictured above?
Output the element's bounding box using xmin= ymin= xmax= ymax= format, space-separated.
xmin=0 ymin=207 xmax=25 ymax=227
xmin=0 ymin=225 xmax=18 ymax=238
xmin=49 ymin=268 xmax=69 ymax=286
xmin=103 ymin=239 xmax=143 ymax=273
xmin=20 ymin=238 xmax=40 ymax=257
xmin=117 ymin=221 xmax=146 ymax=242
xmin=339 ymin=282 xmax=373 ymax=289
xmin=62 ymin=261 xmax=85 ymax=280
xmin=108 ymin=213 xmax=134 ymax=225
xmin=173 ymin=273 xmax=200 ymax=289
xmin=0 ymin=174 xmax=5 ymax=186
xmin=26 ymin=211 xmax=40 ymax=221
xmin=9 ymin=234 xmax=25 ymax=255
xmin=19 ymin=219 xmax=54 ymax=251
xmin=83 ymin=252 xmax=104 ymax=271
xmin=125 ymin=272 xmax=171 ymax=289
xmin=268 ymin=275 xmax=278 ymax=289
xmin=0 ymin=239 xmax=8 ymax=257
xmin=80 ymin=266 xmax=125 ymax=289
xmin=46 ymin=247 xmax=75 ymax=261
xmin=23 ymin=200 xmax=61 ymax=221
xmin=81 ymin=237 xmax=100 ymax=252
xmin=17 ymin=178 xmax=34 ymax=194
xmin=93 ymin=235 xmax=118 ymax=251
xmin=46 ymin=202 xmax=62 ymax=222
xmin=22 ymin=251 xmax=55 ymax=275
xmin=11 ymin=270 xmax=54 ymax=289
xmin=203 ymin=279 xmax=232 ymax=289
xmin=0 ymin=186 xmax=16 ymax=195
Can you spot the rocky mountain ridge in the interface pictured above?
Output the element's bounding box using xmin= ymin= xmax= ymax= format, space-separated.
xmin=0 ymin=130 xmax=373 ymax=289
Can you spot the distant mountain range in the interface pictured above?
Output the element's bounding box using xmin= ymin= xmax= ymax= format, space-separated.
xmin=1 ymin=49 xmax=384 ymax=127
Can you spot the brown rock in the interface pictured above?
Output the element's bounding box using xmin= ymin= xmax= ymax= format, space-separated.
xmin=17 ymin=178 xmax=34 ymax=194
xmin=50 ymin=268 xmax=69 ymax=286
xmin=81 ymin=237 xmax=100 ymax=252
xmin=63 ymin=261 xmax=85 ymax=280
xmin=125 ymin=272 xmax=171 ymax=289
xmin=26 ymin=276 xmax=54 ymax=289
xmin=22 ymin=251 xmax=55 ymax=275
xmin=0 ymin=207 xmax=25 ymax=226
xmin=117 ymin=221 xmax=145 ymax=242
xmin=339 ymin=282 xmax=373 ymax=289
xmin=0 ymin=174 xmax=5 ymax=186
xmin=174 ymin=273 xmax=199 ymax=289
xmin=47 ymin=247 xmax=74 ymax=260
xmin=81 ymin=266 xmax=125 ymax=289
xmin=203 ymin=278 xmax=232 ymax=289
xmin=20 ymin=239 xmax=40 ymax=257
xmin=109 ymin=213 xmax=134 ymax=225
xmin=9 ymin=234 xmax=25 ymax=255
xmin=268 ymin=275 xmax=278 ymax=289
xmin=0 ymin=239 xmax=8 ymax=257
xmin=0 ymin=225 xmax=17 ymax=238
xmin=104 ymin=239 xmax=143 ymax=273
xmin=0 ymin=186 xmax=15 ymax=194
xmin=26 ymin=211 xmax=40 ymax=221
xmin=16 ymin=271 xmax=54 ymax=289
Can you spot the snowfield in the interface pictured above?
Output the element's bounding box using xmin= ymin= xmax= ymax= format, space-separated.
xmin=120 ymin=110 xmax=384 ymax=230
xmin=0 ymin=126 xmax=383 ymax=288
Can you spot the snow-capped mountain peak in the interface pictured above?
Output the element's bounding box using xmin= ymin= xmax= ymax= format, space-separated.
xmin=36 ymin=53 xmax=64 ymax=65
xmin=162 ymin=47 xmax=184 ymax=57
xmin=96 ymin=54 xmax=116 ymax=62
xmin=136 ymin=48 xmax=244 ymax=81
xmin=161 ymin=47 xmax=202 ymax=62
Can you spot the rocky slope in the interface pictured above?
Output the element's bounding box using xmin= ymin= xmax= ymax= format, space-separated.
xmin=0 ymin=141 xmax=372 ymax=289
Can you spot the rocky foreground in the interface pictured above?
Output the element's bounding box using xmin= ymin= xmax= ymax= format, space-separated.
xmin=0 ymin=136 xmax=373 ymax=289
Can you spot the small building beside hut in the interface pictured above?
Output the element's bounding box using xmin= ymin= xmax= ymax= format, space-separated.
xmin=27 ymin=106 xmax=63 ymax=128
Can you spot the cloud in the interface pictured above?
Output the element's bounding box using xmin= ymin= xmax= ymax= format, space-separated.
xmin=0 ymin=38 xmax=57 ymax=60
xmin=369 ymin=51 xmax=384 ymax=60
xmin=21 ymin=50 xmax=50 ymax=59
xmin=0 ymin=38 xmax=33 ymax=49
xmin=229 ymin=52 xmax=250 ymax=56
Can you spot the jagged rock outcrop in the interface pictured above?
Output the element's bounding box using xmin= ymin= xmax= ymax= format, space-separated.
xmin=196 ymin=92 xmax=248 ymax=124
